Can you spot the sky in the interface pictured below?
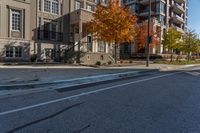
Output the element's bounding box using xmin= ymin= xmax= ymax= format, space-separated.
xmin=188 ymin=0 xmax=200 ymax=35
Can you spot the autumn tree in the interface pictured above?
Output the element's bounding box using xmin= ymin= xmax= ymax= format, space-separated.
xmin=87 ymin=0 xmax=137 ymax=63
xmin=162 ymin=28 xmax=182 ymax=62
xmin=180 ymin=30 xmax=200 ymax=61
xmin=136 ymin=21 xmax=160 ymax=53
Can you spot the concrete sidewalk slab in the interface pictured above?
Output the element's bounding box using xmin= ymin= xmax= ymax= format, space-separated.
xmin=0 ymin=63 xmax=199 ymax=86
xmin=0 ymin=70 xmax=157 ymax=90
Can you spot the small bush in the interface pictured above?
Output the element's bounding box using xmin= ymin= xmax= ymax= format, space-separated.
xmin=68 ymin=60 xmax=74 ymax=64
xmin=131 ymin=54 xmax=162 ymax=60
xmin=108 ymin=61 xmax=112 ymax=65
xmin=30 ymin=54 xmax=37 ymax=62
xmin=95 ymin=61 xmax=101 ymax=66
xmin=129 ymin=60 xmax=133 ymax=63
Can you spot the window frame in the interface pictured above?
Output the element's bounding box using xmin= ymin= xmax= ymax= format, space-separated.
xmin=5 ymin=46 xmax=23 ymax=58
xmin=75 ymin=1 xmax=81 ymax=10
xmin=44 ymin=0 xmax=59 ymax=15
xmin=10 ymin=9 xmax=21 ymax=32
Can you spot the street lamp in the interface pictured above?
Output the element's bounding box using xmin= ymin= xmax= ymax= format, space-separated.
xmin=146 ymin=0 xmax=151 ymax=67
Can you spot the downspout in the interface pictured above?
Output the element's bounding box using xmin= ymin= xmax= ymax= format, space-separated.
xmin=64 ymin=0 xmax=71 ymax=62
xmin=34 ymin=0 xmax=38 ymax=55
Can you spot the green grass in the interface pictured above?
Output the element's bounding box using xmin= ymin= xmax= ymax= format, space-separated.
xmin=154 ymin=60 xmax=200 ymax=65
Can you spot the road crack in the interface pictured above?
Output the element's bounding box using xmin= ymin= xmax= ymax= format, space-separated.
xmin=7 ymin=102 xmax=84 ymax=133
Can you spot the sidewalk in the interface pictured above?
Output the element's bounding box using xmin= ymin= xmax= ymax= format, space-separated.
xmin=0 ymin=63 xmax=199 ymax=86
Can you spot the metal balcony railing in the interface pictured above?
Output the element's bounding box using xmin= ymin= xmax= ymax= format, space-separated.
xmin=37 ymin=30 xmax=63 ymax=42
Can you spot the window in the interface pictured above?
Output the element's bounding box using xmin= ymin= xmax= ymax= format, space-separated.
xmin=52 ymin=0 xmax=58 ymax=14
xmin=160 ymin=2 xmax=165 ymax=14
xmin=44 ymin=0 xmax=51 ymax=12
xmin=6 ymin=47 xmax=14 ymax=57
xmin=98 ymin=41 xmax=106 ymax=52
xmin=11 ymin=9 xmax=21 ymax=31
xmin=42 ymin=20 xmax=59 ymax=40
xmin=44 ymin=48 xmax=55 ymax=59
xmin=87 ymin=36 xmax=92 ymax=52
xmin=101 ymin=0 xmax=107 ymax=4
xmin=43 ymin=21 xmax=50 ymax=39
xmin=15 ymin=47 xmax=22 ymax=57
xmin=60 ymin=3 xmax=63 ymax=15
xmin=6 ymin=46 xmax=22 ymax=58
xmin=38 ymin=17 xmax=41 ymax=28
xmin=87 ymin=4 xmax=93 ymax=11
xmin=51 ymin=23 xmax=57 ymax=40
xmin=38 ymin=0 xmax=41 ymax=11
xmin=44 ymin=0 xmax=59 ymax=14
xmin=75 ymin=1 xmax=81 ymax=10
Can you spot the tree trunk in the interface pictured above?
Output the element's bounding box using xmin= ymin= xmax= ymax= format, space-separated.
xmin=114 ymin=44 xmax=117 ymax=64
xmin=170 ymin=48 xmax=173 ymax=62
xmin=187 ymin=52 xmax=190 ymax=61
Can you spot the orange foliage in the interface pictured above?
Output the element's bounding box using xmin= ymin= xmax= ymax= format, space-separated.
xmin=87 ymin=0 xmax=137 ymax=44
xmin=136 ymin=21 xmax=160 ymax=51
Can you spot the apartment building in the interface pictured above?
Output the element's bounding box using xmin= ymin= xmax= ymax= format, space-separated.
xmin=0 ymin=0 xmax=31 ymax=62
xmin=0 ymin=0 xmax=114 ymax=64
xmin=122 ymin=0 xmax=188 ymax=55
xmin=30 ymin=0 xmax=65 ymax=62
xmin=62 ymin=0 xmax=114 ymax=64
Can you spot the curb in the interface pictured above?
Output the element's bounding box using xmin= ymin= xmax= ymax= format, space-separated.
xmin=0 ymin=69 xmax=158 ymax=91
xmin=159 ymin=64 xmax=200 ymax=71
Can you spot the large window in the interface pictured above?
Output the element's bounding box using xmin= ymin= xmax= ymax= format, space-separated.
xmin=42 ymin=20 xmax=58 ymax=40
xmin=44 ymin=0 xmax=51 ymax=12
xmin=6 ymin=46 xmax=22 ymax=58
xmin=52 ymin=0 xmax=59 ymax=14
xmin=11 ymin=9 xmax=21 ymax=31
xmin=75 ymin=1 xmax=81 ymax=10
xmin=44 ymin=0 xmax=59 ymax=14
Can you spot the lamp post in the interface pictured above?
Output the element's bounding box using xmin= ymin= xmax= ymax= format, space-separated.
xmin=146 ymin=0 xmax=151 ymax=67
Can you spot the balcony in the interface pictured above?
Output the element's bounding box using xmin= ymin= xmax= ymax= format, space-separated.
xmin=172 ymin=3 xmax=185 ymax=14
xmin=173 ymin=26 xmax=185 ymax=33
xmin=174 ymin=0 xmax=185 ymax=4
xmin=139 ymin=11 xmax=157 ymax=16
xmin=70 ymin=8 xmax=93 ymax=24
xmin=139 ymin=8 xmax=159 ymax=16
xmin=171 ymin=14 xmax=185 ymax=24
xmin=37 ymin=30 xmax=63 ymax=42
xmin=140 ymin=0 xmax=165 ymax=5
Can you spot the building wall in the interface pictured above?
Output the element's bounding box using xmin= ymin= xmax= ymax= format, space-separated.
xmin=123 ymin=0 xmax=188 ymax=55
xmin=0 ymin=0 xmax=31 ymax=61
xmin=0 ymin=0 xmax=114 ymax=64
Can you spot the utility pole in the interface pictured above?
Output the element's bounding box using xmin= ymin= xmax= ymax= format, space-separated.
xmin=146 ymin=0 xmax=151 ymax=67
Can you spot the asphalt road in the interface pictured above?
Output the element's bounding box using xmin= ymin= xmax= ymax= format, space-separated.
xmin=1 ymin=67 xmax=200 ymax=133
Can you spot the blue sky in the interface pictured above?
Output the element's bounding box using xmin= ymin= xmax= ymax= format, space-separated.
xmin=188 ymin=0 xmax=200 ymax=35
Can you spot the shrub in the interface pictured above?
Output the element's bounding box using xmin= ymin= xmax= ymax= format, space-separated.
xmin=68 ymin=60 xmax=74 ymax=64
xmin=30 ymin=54 xmax=37 ymax=62
xmin=108 ymin=61 xmax=112 ymax=65
xmin=95 ymin=61 xmax=101 ymax=66
xmin=131 ymin=54 xmax=162 ymax=60
xmin=129 ymin=60 xmax=133 ymax=63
